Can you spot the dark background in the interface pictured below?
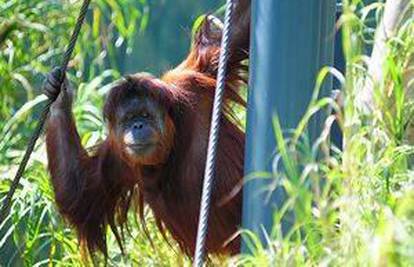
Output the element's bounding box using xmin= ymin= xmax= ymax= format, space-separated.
xmin=125 ymin=0 xmax=221 ymax=75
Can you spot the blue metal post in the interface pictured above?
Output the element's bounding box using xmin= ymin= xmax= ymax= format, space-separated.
xmin=242 ymin=0 xmax=336 ymax=252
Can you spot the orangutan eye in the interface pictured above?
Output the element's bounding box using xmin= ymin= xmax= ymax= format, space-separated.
xmin=123 ymin=113 xmax=135 ymax=123
xmin=141 ymin=111 xmax=150 ymax=118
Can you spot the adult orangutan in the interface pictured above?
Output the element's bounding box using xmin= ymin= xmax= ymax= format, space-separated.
xmin=43 ymin=0 xmax=250 ymax=257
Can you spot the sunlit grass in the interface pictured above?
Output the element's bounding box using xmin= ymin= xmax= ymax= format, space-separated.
xmin=236 ymin=1 xmax=414 ymax=266
xmin=1 ymin=0 xmax=414 ymax=266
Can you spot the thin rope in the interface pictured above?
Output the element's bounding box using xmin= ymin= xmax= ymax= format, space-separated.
xmin=0 ymin=0 xmax=91 ymax=224
xmin=193 ymin=0 xmax=235 ymax=265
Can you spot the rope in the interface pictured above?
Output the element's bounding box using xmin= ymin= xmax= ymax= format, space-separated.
xmin=0 ymin=0 xmax=91 ymax=224
xmin=193 ymin=0 xmax=235 ymax=265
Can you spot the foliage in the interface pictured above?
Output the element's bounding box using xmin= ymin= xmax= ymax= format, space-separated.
xmin=0 ymin=0 xmax=190 ymax=265
xmin=0 ymin=0 xmax=144 ymax=164
xmin=235 ymin=1 xmax=414 ymax=266
xmin=1 ymin=0 xmax=414 ymax=266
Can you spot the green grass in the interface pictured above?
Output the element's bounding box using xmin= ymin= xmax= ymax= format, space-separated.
xmin=1 ymin=0 xmax=414 ymax=266
xmin=234 ymin=1 xmax=414 ymax=266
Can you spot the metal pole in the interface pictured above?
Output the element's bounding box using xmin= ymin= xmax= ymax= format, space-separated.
xmin=242 ymin=0 xmax=336 ymax=252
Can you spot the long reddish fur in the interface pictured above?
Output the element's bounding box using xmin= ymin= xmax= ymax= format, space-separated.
xmin=46 ymin=3 xmax=250 ymax=258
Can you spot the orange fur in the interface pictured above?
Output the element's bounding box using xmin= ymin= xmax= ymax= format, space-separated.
xmin=45 ymin=3 xmax=250 ymax=258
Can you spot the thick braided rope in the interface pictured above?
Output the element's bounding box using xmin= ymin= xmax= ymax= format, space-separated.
xmin=0 ymin=0 xmax=91 ymax=224
xmin=193 ymin=0 xmax=235 ymax=265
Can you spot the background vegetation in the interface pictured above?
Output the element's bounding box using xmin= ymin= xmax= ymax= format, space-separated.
xmin=0 ymin=0 xmax=413 ymax=266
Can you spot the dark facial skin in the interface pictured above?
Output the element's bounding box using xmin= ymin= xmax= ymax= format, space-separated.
xmin=115 ymin=96 xmax=165 ymax=157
